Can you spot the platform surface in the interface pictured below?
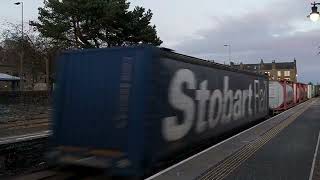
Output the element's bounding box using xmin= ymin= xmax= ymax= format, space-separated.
xmin=148 ymin=98 xmax=320 ymax=180
xmin=224 ymin=98 xmax=320 ymax=180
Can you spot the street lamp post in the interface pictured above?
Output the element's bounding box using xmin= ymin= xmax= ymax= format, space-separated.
xmin=224 ymin=44 xmax=231 ymax=62
xmin=308 ymin=2 xmax=320 ymax=22
xmin=14 ymin=2 xmax=24 ymax=91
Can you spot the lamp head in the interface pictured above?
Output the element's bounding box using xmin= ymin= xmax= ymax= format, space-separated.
xmin=310 ymin=4 xmax=320 ymax=22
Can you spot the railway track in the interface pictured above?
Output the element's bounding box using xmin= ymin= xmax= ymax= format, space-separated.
xmin=0 ymin=116 xmax=51 ymax=178
xmin=0 ymin=118 xmax=50 ymax=131
xmin=8 ymin=167 xmax=111 ymax=180
xmin=0 ymin=114 xmax=50 ymax=134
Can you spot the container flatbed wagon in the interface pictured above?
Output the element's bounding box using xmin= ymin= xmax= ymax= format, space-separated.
xmin=51 ymin=46 xmax=269 ymax=177
xmin=307 ymin=84 xmax=316 ymax=99
xmin=269 ymin=80 xmax=294 ymax=114
xmin=293 ymin=83 xmax=308 ymax=104
xmin=301 ymin=84 xmax=308 ymax=101
xmin=315 ymin=85 xmax=320 ymax=97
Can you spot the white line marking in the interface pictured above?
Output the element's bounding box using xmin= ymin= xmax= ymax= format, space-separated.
xmin=309 ymin=130 xmax=320 ymax=180
xmin=145 ymin=100 xmax=312 ymax=180
xmin=0 ymin=130 xmax=51 ymax=145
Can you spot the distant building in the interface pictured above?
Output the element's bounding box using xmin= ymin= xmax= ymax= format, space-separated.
xmin=0 ymin=48 xmax=47 ymax=91
xmin=0 ymin=73 xmax=20 ymax=91
xmin=231 ymin=59 xmax=297 ymax=82
xmin=0 ymin=63 xmax=19 ymax=91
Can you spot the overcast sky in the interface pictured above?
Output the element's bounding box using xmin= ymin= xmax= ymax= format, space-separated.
xmin=0 ymin=0 xmax=319 ymax=83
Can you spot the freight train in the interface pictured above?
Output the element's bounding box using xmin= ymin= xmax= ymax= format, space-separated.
xmin=49 ymin=46 xmax=319 ymax=178
xmin=269 ymin=81 xmax=318 ymax=114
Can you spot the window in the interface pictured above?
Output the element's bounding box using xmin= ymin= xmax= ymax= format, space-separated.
xmin=277 ymin=71 xmax=281 ymax=77
xmin=284 ymin=71 xmax=290 ymax=76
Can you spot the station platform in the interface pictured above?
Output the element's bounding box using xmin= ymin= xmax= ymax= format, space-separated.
xmin=148 ymin=98 xmax=320 ymax=180
xmin=0 ymin=130 xmax=51 ymax=145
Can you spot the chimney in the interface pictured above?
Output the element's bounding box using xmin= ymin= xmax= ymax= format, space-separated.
xmin=260 ymin=59 xmax=264 ymax=64
xmin=272 ymin=60 xmax=276 ymax=69
xmin=260 ymin=59 xmax=264 ymax=70
xmin=240 ymin=62 xmax=243 ymax=70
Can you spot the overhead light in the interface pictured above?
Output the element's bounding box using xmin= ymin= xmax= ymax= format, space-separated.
xmin=309 ymin=4 xmax=320 ymax=22
xmin=14 ymin=2 xmax=21 ymax=5
xmin=310 ymin=13 xmax=320 ymax=22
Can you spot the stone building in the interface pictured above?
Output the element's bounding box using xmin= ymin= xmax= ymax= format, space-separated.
xmin=231 ymin=59 xmax=297 ymax=82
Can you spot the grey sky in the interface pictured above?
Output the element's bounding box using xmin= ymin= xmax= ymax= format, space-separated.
xmin=0 ymin=1 xmax=42 ymax=27
xmin=0 ymin=0 xmax=319 ymax=83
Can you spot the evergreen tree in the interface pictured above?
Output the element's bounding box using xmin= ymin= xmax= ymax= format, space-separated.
xmin=31 ymin=0 xmax=162 ymax=49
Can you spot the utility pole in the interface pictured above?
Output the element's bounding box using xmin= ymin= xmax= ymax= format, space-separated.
xmin=224 ymin=44 xmax=231 ymax=62
xmin=14 ymin=2 xmax=24 ymax=91
xmin=45 ymin=56 xmax=50 ymax=92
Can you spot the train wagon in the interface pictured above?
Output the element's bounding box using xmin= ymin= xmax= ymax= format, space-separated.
xmin=308 ymin=84 xmax=316 ymax=99
xmin=293 ymin=83 xmax=300 ymax=104
xmin=51 ymin=46 xmax=269 ymax=177
xmin=307 ymin=84 xmax=312 ymax=99
xmin=302 ymin=84 xmax=309 ymax=101
xmin=269 ymin=80 xmax=294 ymax=113
xmin=293 ymin=83 xmax=308 ymax=104
xmin=316 ymin=85 xmax=320 ymax=97
xmin=303 ymin=84 xmax=309 ymax=100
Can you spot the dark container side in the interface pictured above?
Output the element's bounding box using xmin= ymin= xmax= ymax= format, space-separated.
xmin=142 ymin=49 xmax=269 ymax=170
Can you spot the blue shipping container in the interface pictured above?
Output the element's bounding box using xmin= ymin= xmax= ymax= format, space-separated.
xmin=52 ymin=46 xmax=269 ymax=176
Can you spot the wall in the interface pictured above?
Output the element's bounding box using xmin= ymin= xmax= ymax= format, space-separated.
xmin=0 ymin=91 xmax=51 ymax=123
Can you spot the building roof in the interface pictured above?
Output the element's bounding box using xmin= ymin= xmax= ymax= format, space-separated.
xmin=233 ymin=64 xmax=260 ymax=71
xmin=260 ymin=62 xmax=295 ymax=70
xmin=274 ymin=62 xmax=295 ymax=69
xmin=0 ymin=73 xmax=20 ymax=81
xmin=261 ymin=64 xmax=272 ymax=70
xmin=233 ymin=61 xmax=296 ymax=71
